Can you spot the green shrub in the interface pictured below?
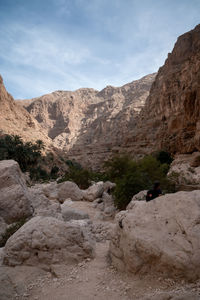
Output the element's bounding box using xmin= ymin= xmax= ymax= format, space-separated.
xmin=104 ymin=154 xmax=175 ymax=210
xmin=0 ymin=217 xmax=27 ymax=247
xmin=154 ymin=150 xmax=173 ymax=165
xmin=58 ymin=161 xmax=106 ymax=189
xmin=0 ymin=135 xmax=44 ymax=172
xmin=29 ymin=167 xmax=50 ymax=181
xmin=50 ymin=165 xmax=59 ymax=179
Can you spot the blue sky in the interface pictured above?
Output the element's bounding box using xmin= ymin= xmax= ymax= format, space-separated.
xmin=0 ymin=0 xmax=199 ymax=99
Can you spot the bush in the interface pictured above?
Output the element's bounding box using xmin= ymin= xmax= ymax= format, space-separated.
xmin=50 ymin=165 xmax=59 ymax=179
xmin=29 ymin=167 xmax=50 ymax=181
xmin=0 ymin=134 xmax=61 ymax=182
xmin=0 ymin=135 xmax=44 ymax=172
xmin=58 ymin=162 xmax=106 ymax=189
xmin=104 ymin=154 xmax=175 ymax=210
xmin=154 ymin=150 xmax=173 ymax=165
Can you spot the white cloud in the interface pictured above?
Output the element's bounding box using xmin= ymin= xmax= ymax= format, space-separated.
xmin=1 ymin=0 xmax=199 ymax=99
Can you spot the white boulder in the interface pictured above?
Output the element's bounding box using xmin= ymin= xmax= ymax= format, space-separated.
xmin=57 ymin=181 xmax=83 ymax=202
xmin=0 ymin=160 xmax=32 ymax=223
xmin=103 ymin=181 xmax=116 ymax=192
xmin=109 ymin=191 xmax=200 ymax=280
xmin=168 ymin=154 xmax=200 ymax=186
xmin=127 ymin=190 xmax=147 ymax=209
xmin=3 ymin=216 xmax=95 ymax=266
xmin=83 ymin=182 xmax=104 ymax=202
xmin=28 ymin=185 xmax=62 ymax=219
xmin=61 ymin=202 xmax=89 ymax=221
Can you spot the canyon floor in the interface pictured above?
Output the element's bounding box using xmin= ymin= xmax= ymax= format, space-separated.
xmin=11 ymin=201 xmax=200 ymax=300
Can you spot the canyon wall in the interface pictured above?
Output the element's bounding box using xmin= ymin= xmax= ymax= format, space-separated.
xmin=20 ymin=74 xmax=155 ymax=167
xmin=134 ymin=24 xmax=200 ymax=155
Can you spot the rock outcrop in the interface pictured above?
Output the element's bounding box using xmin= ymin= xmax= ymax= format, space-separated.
xmin=0 ymin=160 xmax=32 ymax=223
xmin=129 ymin=24 xmax=200 ymax=156
xmin=3 ymin=216 xmax=95 ymax=266
xmin=0 ymin=75 xmax=51 ymax=146
xmin=168 ymin=153 xmax=200 ymax=187
xmin=110 ymin=190 xmax=200 ymax=280
xmin=20 ymin=74 xmax=155 ymax=168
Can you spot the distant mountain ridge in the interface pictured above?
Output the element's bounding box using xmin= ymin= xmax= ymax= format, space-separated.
xmin=18 ymin=74 xmax=155 ymax=167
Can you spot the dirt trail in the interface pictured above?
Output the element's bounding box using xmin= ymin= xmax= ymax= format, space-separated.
xmin=20 ymin=202 xmax=200 ymax=300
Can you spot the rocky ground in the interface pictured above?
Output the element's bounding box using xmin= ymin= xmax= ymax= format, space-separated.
xmin=1 ymin=200 xmax=199 ymax=300
xmin=1 ymin=160 xmax=200 ymax=299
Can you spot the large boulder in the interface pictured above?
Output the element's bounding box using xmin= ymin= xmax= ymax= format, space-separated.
xmin=168 ymin=154 xmax=200 ymax=186
xmin=28 ymin=185 xmax=62 ymax=219
xmin=0 ymin=160 xmax=32 ymax=223
xmin=127 ymin=190 xmax=147 ymax=209
xmin=31 ymin=182 xmax=59 ymax=201
xmin=3 ymin=216 xmax=94 ymax=266
xmin=57 ymin=181 xmax=83 ymax=202
xmin=109 ymin=191 xmax=200 ymax=280
xmin=61 ymin=202 xmax=89 ymax=221
xmin=83 ymin=182 xmax=104 ymax=202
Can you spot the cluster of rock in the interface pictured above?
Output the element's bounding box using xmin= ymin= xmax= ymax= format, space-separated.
xmin=0 ymin=159 xmax=116 ymax=268
xmin=109 ymin=190 xmax=200 ymax=281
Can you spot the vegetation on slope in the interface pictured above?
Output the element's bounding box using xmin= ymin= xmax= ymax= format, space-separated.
xmin=0 ymin=134 xmax=59 ymax=181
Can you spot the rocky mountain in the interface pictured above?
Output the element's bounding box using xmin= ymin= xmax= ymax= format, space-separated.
xmin=20 ymin=74 xmax=156 ymax=167
xmin=0 ymin=75 xmax=52 ymax=148
xmin=2 ymin=24 xmax=200 ymax=169
xmin=130 ymin=24 xmax=200 ymax=156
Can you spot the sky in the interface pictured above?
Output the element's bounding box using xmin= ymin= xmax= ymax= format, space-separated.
xmin=0 ymin=0 xmax=200 ymax=99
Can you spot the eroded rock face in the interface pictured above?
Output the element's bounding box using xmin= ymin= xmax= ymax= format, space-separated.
xmin=168 ymin=153 xmax=200 ymax=187
xmin=109 ymin=191 xmax=200 ymax=280
xmin=131 ymin=24 xmax=200 ymax=156
xmin=20 ymin=74 xmax=155 ymax=168
xmin=3 ymin=216 xmax=95 ymax=266
xmin=0 ymin=160 xmax=32 ymax=223
xmin=0 ymin=75 xmax=51 ymax=146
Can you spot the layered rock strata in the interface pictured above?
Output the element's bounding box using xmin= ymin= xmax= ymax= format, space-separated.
xmin=129 ymin=24 xmax=200 ymax=155
xmin=0 ymin=76 xmax=51 ymax=146
xmin=20 ymin=74 xmax=156 ymax=168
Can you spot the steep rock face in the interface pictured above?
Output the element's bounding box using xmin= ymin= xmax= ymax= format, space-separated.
xmin=21 ymin=74 xmax=155 ymax=167
xmin=132 ymin=24 xmax=200 ymax=155
xmin=0 ymin=75 xmax=51 ymax=146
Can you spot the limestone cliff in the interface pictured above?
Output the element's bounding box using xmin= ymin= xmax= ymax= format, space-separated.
xmin=132 ymin=24 xmax=200 ymax=155
xmin=21 ymin=74 xmax=155 ymax=167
